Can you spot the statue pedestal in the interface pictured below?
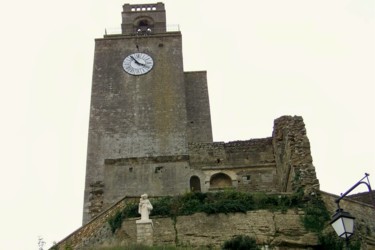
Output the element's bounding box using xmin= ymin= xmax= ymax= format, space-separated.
xmin=136 ymin=219 xmax=153 ymax=246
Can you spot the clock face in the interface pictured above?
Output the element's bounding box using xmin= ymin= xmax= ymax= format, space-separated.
xmin=122 ymin=52 xmax=154 ymax=75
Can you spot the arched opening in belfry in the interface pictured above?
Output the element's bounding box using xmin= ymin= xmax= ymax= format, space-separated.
xmin=190 ymin=176 xmax=201 ymax=192
xmin=134 ymin=18 xmax=154 ymax=34
xmin=210 ymin=173 xmax=232 ymax=189
xmin=138 ymin=20 xmax=149 ymax=27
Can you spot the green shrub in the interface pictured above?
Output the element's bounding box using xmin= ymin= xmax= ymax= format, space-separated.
xmin=152 ymin=196 xmax=174 ymax=217
xmin=302 ymin=195 xmax=330 ymax=232
xmin=318 ymin=232 xmax=344 ymax=250
xmin=222 ymin=235 xmax=259 ymax=250
xmin=203 ymin=190 xmax=255 ymax=213
xmin=108 ymin=202 xmax=138 ymax=233
xmin=318 ymin=231 xmax=361 ymax=250
xmin=122 ymin=202 xmax=139 ymax=217
xmin=179 ymin=198 xmax=203 ymax=215
xmin=108 ymin=211 xmax=124 ymax=234
xmin=202 ymin=199 xmax=247 ymax=215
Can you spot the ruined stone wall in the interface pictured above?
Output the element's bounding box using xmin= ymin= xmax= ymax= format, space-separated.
xmin=188 ymin=139 xmax=277 ymax=192
xmin=188 ymin=138 xmax=274 ymax=168
xmin=235 ymin=167 xmax=276 ymax=192
xmin=185 ymin=116 xmax=321 ymax=194
xmin=188 ymin=142 xmax=226 ymax=167
xmin=272 ymin=116 xmax=319 ymax=194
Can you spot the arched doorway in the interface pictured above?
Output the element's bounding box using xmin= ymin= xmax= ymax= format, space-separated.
xmin=210 ymin=173 xmax=232 ymax=189
xmin=190 ymin=176 xmax=201 ymax=192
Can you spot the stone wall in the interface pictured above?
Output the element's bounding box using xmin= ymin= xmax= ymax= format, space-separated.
xmin=54 ymin=209 xmax=318 ymax=249
xmin=188 ymin=138 xmax=275 ymax=168
xmin=103 ymin=157 xmax=193 ymax=204
xmin=52 ymin=191 xmax=375 ymax=250
xmin=272 ymin=116 xmax=319 ymax=194
xmin=120 ymin=210 xmax=318 ymax=250
xmin=53 ymin=197 xmax=137 ymax=250
xmin=188 ymin=139 xmax=277 ymax=192
xmin=347 ymin=190 xmax=375 ymax=206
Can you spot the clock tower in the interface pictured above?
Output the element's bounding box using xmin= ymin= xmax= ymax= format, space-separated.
xmin=83 ymin=2 xmax=213 ymax=224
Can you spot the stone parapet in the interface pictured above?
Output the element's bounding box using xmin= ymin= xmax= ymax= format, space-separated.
xmin=51 ymin=197 xmax=137 ymax=250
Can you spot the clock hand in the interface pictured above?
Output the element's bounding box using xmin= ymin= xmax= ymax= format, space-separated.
xmin=130 ymin=55 xmax=145 ymax=66
xmin=130 ymin=55 xmax=139 ymax=63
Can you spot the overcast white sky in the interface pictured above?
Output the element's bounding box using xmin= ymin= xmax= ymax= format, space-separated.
xmin=0 ymin=0 xmax=373 ymax=249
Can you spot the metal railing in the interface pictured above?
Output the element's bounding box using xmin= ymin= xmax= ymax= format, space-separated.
xmin=104 ymin=24 xmax=180 ymax=36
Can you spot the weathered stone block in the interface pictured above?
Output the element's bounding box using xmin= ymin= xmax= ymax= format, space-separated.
xmin=136 ymin=220 xmax=153 ymax=246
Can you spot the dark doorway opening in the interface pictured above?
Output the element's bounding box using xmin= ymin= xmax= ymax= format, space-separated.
xmin=190 ymin=176 xmax=201 ymax=192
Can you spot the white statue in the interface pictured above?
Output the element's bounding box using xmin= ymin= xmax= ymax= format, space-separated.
xmin=138 ymin=194 xmax=153 ymax=221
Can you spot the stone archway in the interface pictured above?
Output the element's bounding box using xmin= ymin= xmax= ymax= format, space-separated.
xmin=133 ymin=17 xmax=154 ymax=33
xmin=190 ymin=176 xmax=201 ymax=192
xmin=210 ymin=173 xmax=232 ymax=189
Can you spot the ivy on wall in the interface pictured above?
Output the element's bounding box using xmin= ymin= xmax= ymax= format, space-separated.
xmin=301 ymin=194 xmax=330 ymax=232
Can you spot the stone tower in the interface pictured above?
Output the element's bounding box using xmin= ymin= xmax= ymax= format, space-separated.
xmin=83 ymin=2 xmax=213 ymax=224
xmin=83 ymin=2 xmax=320 ymax=226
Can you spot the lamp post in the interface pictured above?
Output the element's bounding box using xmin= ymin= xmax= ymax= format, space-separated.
xmin=330 ymin=173 xmax=374 ymax=247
